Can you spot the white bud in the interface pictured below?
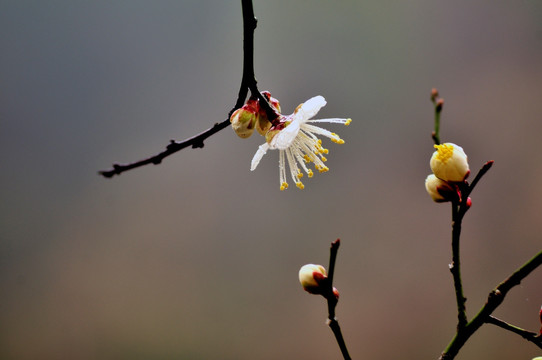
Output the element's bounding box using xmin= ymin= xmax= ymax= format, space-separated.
xmin=430 ymin=143 xmax=470 ymax=182
xmin=298 ymin=264 xmax=327 ymax=294
xmin=425 ymin=174 xmax=455 ymax=202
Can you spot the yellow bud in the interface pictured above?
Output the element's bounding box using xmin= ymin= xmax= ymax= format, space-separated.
xmin=256 ymin=116 xmax=272 ymax=136
xmin=430 ymin=143 xmax=470 ymax=182
xmin=230 ymin=106 xmax=257 ymax=138
xmin=265 ymin=128 xmax=281 ymax=144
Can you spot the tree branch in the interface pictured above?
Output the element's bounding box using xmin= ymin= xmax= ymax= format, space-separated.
xmin=486 ymin=315 xmax=542 ymax=349
xmin=439 ymin=249 xmax=542 ymax=359
xmin=450 ymin=201 xmax=468 ymax=330
xmin=448 ymin=162 xmax=494 ymax=330
xmin=99 ymin=0 xmax=276 ymax=178
xmin=325 ymin=239 xmax=352 ymax=360
xmin=430 ymin=88 xmax=443 ymax=145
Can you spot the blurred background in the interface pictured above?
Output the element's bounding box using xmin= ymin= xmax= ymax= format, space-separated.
xmin=1 ymin=1 xmax=542 ymax=359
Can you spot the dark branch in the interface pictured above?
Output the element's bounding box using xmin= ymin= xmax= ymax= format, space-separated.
xmin=325 ymin=239 xmax=352 ymax=360
xmin=447 ymin=161 xmax=494 ymax=329
xmin=439 ymin=249 xmax=542 ymax=359
xmin=430 ymin=88 xmax=443 ymax=145
xmin=486 ymin=316 xmax=542 ymax=349
xmin=98 ymin=120 xmax=230 ymax=178
xmin=464 ymin=160 xmax=494 ymax=198
xmin=99 ymin=0 xmax=276 ymax=178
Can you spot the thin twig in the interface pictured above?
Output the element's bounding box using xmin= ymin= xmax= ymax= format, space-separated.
xmin=99 ymin=0 xmax=277 ymax=178
xmin=464 ymin=160 xmax=494 ymax=198
xmin=439 ymin=249 xmax=542 ymax=360
xmin=486 ymin=315 xmax=542 ymax=349
xmin=325 ymin=239 xmax=352 ymax=360
xmin=450 ymin=201 xmax=468 ymax=330
xmin=448 ymin=162 xmax=494 ymax=330
xmin=430 ymin=88 xmax=442 ymax=145
xmin=99 ymin=120 xmax=231 ymax=178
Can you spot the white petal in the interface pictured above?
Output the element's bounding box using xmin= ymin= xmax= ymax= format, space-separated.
xmin=269 ymin=118 xmax=300 ymax=150
xmin=251 ymin=143 xmax=269 ymax=171
xmin=297 ymin=96 xmax=326 ymax=121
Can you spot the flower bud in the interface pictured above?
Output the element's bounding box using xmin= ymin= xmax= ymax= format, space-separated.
xmin=256 ymin=91 xmax=281 ymax=136
xmin=430 ymin=88 xmax=439 ymax=101
xmin=332 ymin=287 xmax=340 ymax=300
xmin=425 ymin=174 xmax=456 ymax=202
xmin=230 ymin=105 xmax=257 ymax=138
xmin=260 ymin=91 xmax=281 ymax=112
xmin=435 ymin=98 xmax=444 ymax=113
xmin=264 ymin=117 xmax=290 ymax=144
xmin=430 ymin=143 xmax=470 ymax=182
xmin=256 ymin=116 xmax=272 ymax=136
xmin=299 ymin=264 xmax=327 ymax=294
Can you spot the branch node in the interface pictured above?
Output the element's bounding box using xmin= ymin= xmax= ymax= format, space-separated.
xmin=192 ymin=141 xmax=205 ymax=149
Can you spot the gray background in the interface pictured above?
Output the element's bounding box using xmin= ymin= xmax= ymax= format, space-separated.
xmin=2 ymin=1 xmax=542 ymax=359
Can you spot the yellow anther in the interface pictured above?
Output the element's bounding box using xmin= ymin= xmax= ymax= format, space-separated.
xmin=296 ymin=182 xmax=305 ymax=190
xmin=345 ymin=118 xmax=352 ymax=126
xmin=308 ymin=169 xmax=314 ymax=178
xmin=280 ymin=182 xmax=289 ymax=191
xmin=337 ymin=139 xmax=345 ymax=144
xmin=434 ymin=143 xmax=454 ymax=162
xmin=297 ymin=172 xmax=303 ymax=179
xmin=323 ymin=148 xmax=329 ymax=154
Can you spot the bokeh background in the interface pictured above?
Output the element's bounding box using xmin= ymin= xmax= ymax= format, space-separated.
xmin=2 ymin=1 xmax=542 ymax=359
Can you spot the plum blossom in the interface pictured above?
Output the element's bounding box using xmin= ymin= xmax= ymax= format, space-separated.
xmin=250 ymin=96 xmax=351 ymax=190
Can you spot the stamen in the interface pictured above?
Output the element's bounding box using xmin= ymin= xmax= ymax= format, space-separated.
xmin=434 ymin=143 xmax=454 ymax=162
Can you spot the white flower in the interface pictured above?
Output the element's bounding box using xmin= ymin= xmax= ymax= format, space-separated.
xmin=250 ymin=96 xmax=351 ymax=190
xmin=430 ymin=143 xmax=470 ymax=182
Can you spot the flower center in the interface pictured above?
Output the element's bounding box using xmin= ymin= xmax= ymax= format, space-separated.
xmin=434 ymin=144 xmax=454 ymax=163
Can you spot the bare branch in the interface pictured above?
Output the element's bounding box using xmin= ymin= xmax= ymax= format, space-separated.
xmin=439 ymin=249 xmax=542 ymax=359
xmin=99 ymin=0 xmax=276 ymax=178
